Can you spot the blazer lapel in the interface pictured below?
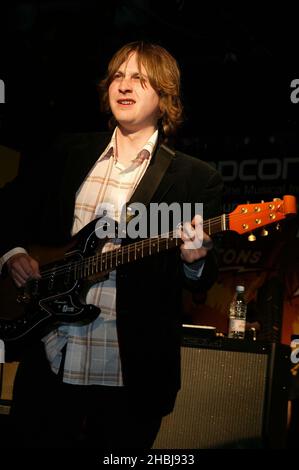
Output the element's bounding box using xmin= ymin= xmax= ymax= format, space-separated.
xmin=130 ymin=143 xmax=177 ymax=206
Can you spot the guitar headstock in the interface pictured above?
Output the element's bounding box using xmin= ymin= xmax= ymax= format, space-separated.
xmin=228 ymin=195 xmax=297 ymax=236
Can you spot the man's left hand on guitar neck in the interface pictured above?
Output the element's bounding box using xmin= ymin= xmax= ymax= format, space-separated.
xmin=180 ymin=214 xmax=213 ymax=264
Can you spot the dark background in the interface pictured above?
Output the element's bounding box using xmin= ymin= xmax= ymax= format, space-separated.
xmin=1 ymin=1 xmax=299 ymax=214
xmin=1 ymin=2 xmax=299 ymax=151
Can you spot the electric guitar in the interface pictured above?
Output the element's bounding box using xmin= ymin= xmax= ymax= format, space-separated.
xmin=0 ymin=195 xmax=296 ymax=343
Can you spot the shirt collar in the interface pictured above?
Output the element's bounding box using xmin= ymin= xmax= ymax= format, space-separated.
xmin=99 ymin=127 xmax=158 ymax=165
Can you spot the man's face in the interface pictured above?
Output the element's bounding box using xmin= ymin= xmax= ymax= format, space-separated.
xmin=108 ymin=52 xmax=160 ymax=133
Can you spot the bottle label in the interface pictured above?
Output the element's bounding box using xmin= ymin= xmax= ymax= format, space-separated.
xmin=229 ymin=319 xmax=246 ymax=333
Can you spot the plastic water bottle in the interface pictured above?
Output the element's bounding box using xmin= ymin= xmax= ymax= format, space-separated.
xmin=228 ymin=285 xmax=247 ymax=339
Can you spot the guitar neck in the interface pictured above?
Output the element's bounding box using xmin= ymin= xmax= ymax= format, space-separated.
xmin=76 ymin=214 xmax=227 ymax=279
xmin=36 ymin=195 xmax=298 ymax=284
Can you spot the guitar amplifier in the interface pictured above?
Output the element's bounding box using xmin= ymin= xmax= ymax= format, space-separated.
xmin=153 ymin=329 xmax=290 ymax=449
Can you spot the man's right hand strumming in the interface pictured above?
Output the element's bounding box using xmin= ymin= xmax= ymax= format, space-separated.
xmin=7 ymin=253 xmax=41 ymax=287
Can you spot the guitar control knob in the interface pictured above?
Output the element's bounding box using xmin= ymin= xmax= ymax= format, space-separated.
xmin=17 ymin=294 xmax=31 ymax=304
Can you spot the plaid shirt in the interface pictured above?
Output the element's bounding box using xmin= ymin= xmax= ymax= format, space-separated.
xmin=43 ymin=128 xmax=158 ymax=385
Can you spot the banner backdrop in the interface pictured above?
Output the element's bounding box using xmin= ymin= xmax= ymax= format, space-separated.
xmin=182 ymin=136 xmax=299 ymax=346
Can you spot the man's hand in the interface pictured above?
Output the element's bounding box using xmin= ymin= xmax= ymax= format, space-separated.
xmin=180 ymin=214 xmax=213 ymax=264
xmin=6 ymin=253 xmax=41 ymax=287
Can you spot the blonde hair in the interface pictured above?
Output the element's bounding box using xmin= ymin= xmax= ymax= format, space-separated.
xmin=98 ymin=41 xmax=183 ymax=140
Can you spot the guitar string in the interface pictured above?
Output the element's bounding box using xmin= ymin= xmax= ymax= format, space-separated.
xmin=36 ymin=206 xmax=283 ymax=280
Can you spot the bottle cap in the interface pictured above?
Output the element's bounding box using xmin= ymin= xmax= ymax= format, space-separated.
xmin=236 ymin=285 xmax=245 ymax=292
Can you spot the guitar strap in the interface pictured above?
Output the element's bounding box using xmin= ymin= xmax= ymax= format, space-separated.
xmin=127 ymin=143 xmax=175 ymax=210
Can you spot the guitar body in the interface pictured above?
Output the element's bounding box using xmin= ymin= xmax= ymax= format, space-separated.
xmin=0 ymin=218 xmax=113 ymax=342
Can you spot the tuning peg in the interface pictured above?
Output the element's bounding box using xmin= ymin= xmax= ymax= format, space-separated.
xmin=248 ymin=232 xmax=256 ymax=242
xmin=261 ymin=228 xmax=268 ymax=237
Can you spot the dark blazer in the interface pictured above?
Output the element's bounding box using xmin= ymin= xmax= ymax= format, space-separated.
xmin=1 ymin=132 xmax=223 ymax=415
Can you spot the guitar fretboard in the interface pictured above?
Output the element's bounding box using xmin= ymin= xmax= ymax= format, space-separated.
xmin=74 ymin=214 xmax=227 ymax=280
